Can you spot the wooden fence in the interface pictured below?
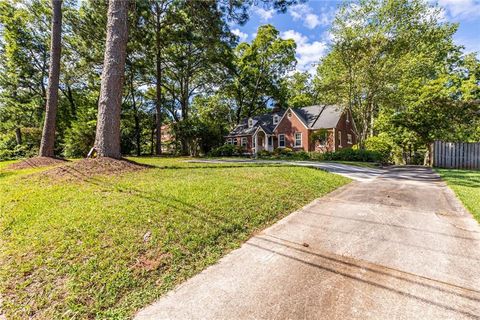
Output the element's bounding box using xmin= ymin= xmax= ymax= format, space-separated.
xmin=433 ymin=140 xmax=480 ymax=169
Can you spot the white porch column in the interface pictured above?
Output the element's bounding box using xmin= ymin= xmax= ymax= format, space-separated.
xmin=253 ymin=133 xmax=258 ymax=154
xmin=264 ymin=134 xmax=268 ymax=152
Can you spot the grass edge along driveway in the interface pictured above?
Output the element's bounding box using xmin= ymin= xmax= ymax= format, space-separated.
xmin=0 ymin=157 xmax=350 ymax=319
xmin=436 ymin=168 xmax=480 ymax=223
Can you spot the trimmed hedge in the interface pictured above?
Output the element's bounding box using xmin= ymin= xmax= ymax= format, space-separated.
xmin=321 ymin=148 xmax=384 ymax=162
xmin=208 ymin=144 xmax=245 ymax=157
xmin=257 ymin=148 xmax=385 ymax=163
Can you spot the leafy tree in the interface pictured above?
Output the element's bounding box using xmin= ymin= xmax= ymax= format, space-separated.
xmin=279 ymin=71 xmax=316 ymax=108
xmin=0 ymin=0 xmax=50 ymax=151
xmin=315 ymin=0 xmax=459 ymax=148
xmin=224 ymin=24 xmax=296 ymax=123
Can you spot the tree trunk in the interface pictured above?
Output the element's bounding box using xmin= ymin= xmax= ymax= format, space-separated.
xmin=150 ymin=114 xmax=155 ymax=155
xmin=129 ymin=72 xmax=141 ymax=157
xmin=39 ymin=0 xmax=62 ymax=157
xmin=94 ymin=0 xmax=129 ymax=159
xmin=15 ymin=127 xmax=22 ymax=145
xmin=154 ymin=3 xmax=163 ymax=156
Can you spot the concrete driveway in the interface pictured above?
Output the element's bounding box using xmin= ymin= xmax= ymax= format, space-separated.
xmin=136 ymin=164 xmax=480 ymax=320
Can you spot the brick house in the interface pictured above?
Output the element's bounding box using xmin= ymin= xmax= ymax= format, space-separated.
xmin=225 ymin=105 xmax=356 ymax=154
xmin=160 ymin=124 xmax=175 ymax=153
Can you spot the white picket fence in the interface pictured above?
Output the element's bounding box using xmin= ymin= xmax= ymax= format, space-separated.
xmin=433 ymin=140 xmax=480 ymax=169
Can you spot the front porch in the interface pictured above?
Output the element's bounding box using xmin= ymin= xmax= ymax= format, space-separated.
xmin=253 ymin=129 xmax=275 ymax=154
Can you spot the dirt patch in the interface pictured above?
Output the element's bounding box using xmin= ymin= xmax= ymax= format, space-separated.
xmin=41 ymin=157 xmax=149 ymax=180
xmin=132 ymin=252 xmax=172 ymax=272
xmin=7 ymin=157 xmax=68 ymax=170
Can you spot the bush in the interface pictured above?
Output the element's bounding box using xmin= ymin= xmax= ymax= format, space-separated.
xmin=257 ymin=150 xmax=272 ymax=157
xmin=208 ymin=144 xmax=244 ymax=157
xmin=364 ymin=134 xmax=393 ymax=163
xmin=273 ymin=147 xmax=293 ymax=156
xmin=0 ymin=128 xmax=40 ymax=160
xmin=322 ymin=148 xmax=383 ymax=162
xmin=63 ymin=107 xmax=97 ymax=158
xmin=291 ymin=150 xmax=310 ymax=160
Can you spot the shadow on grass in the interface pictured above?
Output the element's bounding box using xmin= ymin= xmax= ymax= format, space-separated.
xmin=37 ymin=162 xmax=303 ymax=228
xmin=438 ymin=170 xmax=480 ymax=189
xmin=0 ymin=171 xmax=15 ymax=180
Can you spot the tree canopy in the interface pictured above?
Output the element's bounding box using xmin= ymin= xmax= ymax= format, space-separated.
xmin=0 ymin=0 xmax=478 ymax=161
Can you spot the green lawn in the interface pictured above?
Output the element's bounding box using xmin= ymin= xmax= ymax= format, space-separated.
xmin=437 ymin=169 xmax=480 ymax=223
xmin=0 ymin=157 xmax=350 ymax=319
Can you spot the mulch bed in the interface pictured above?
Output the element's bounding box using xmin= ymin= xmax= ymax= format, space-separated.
xmin=41 ymin=157 xmax=149 ymax=180
xmin=7 ymin=156 xmax=68 ymax=170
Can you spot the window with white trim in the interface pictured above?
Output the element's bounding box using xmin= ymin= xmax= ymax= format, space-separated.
xmin=294 ymin=132 xmax=302 ymax=147
xmin=253 ymin=137 xmax=256 ymax=148
xmin=338 ymin=131 xmax=342 ymax=148
xmin=273 ymin=115 xmax=279 ymax=125
xmin=233 ymin=138 xmax=238 ymax=145
xmin=347 ymin=134 xmax=353 ymax=144
xmin=241 ymin=137 xmax=247 ymax=147
xmin=248 ymin=118 xmax=253 ymax=128
xmin=278 ymin=134 xmax=285 ymax=147
xmin=227 ymin=138 xmax=232 ymax=144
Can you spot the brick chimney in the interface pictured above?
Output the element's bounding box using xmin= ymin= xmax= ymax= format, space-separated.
xmin=271 ymin=103 xmax=281 ymax=114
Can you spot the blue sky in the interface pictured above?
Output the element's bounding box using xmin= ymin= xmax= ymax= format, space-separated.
xmin=231 ymin=0 xmax=480 ymax=74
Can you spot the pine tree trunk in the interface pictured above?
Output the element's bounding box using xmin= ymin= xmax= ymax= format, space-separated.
xmin=39 ymin=0 xmax=62 ymax=157
xmin=94 ymin=0 xmax=129 ymax=159
xmin=15 ymin=127 xmax=22 ymax=145
xmin=154 ymin=3 xmax=163 ymax=156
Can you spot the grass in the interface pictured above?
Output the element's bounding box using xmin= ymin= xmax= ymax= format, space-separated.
xmin=0 ymin=157 xmax=350 ymax=319
xmin=436 ymin=168 xmax=480 ymax=223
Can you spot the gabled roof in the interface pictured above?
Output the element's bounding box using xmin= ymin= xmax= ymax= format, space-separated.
xmin=227 ymin=105 xmax=345 ymax=137
xmin=227 ymin=110 xmax=285 ymax=137
xmin=294 ymin=105 xmax=344 ymax=129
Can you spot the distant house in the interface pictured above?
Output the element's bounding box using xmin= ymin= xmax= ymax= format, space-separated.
xmin=225 ymin=105 xmax=356 ymax=154
xmin=160 ymin=124 xmax=175 ymax=153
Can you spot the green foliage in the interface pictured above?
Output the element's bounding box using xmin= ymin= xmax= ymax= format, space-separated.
xmin=223 ymin=24 xmax=296 ymax=122
xmin=208 ymin=144 xmax=244 ymax=157
xmin=364 ymin=133 xmax=393 ymax=163
xmin=310 ymin=129 xmax=328 ymax=144
xmin=257 ymin=150 xmax=272 ymax=157
xmin=314 ymin=0 xmax=472 ymax=155
xmin=322 ymin=149 xmax=384 ymax=163
xmin=273 ymin=147 xmax=293 ymax=155
xmin=63 ymin=108 xmax=96 ymax=158
xmin=279 ymin=71 xmax=316 ymax=108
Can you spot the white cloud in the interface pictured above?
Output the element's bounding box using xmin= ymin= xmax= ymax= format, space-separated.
xmin=289 ymin=4 xmax=336 ymax=29
xmin=232 ymin=28 xmax=248 ymax=42
xmin=254 ymin=7 xmax=275 ymax=21
xmin=437 ymin=0 xmax=480 ymax=19
xmin=455 ymin=35 xmax=480 ymax=58
xmin=305 ymin=14 xmax=321 ymax=29
xmin=281 ymin=30 xmax=328 ymax=74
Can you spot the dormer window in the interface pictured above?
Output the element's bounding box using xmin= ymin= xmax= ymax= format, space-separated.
xmin=273 ymin=115 xmax=279 ymax=125
xmin=248 ymin=118 xmax=253 ymax=128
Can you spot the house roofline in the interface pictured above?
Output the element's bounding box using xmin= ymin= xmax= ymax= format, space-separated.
xmin=272 ymin=107 xmax=309 ymax=132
